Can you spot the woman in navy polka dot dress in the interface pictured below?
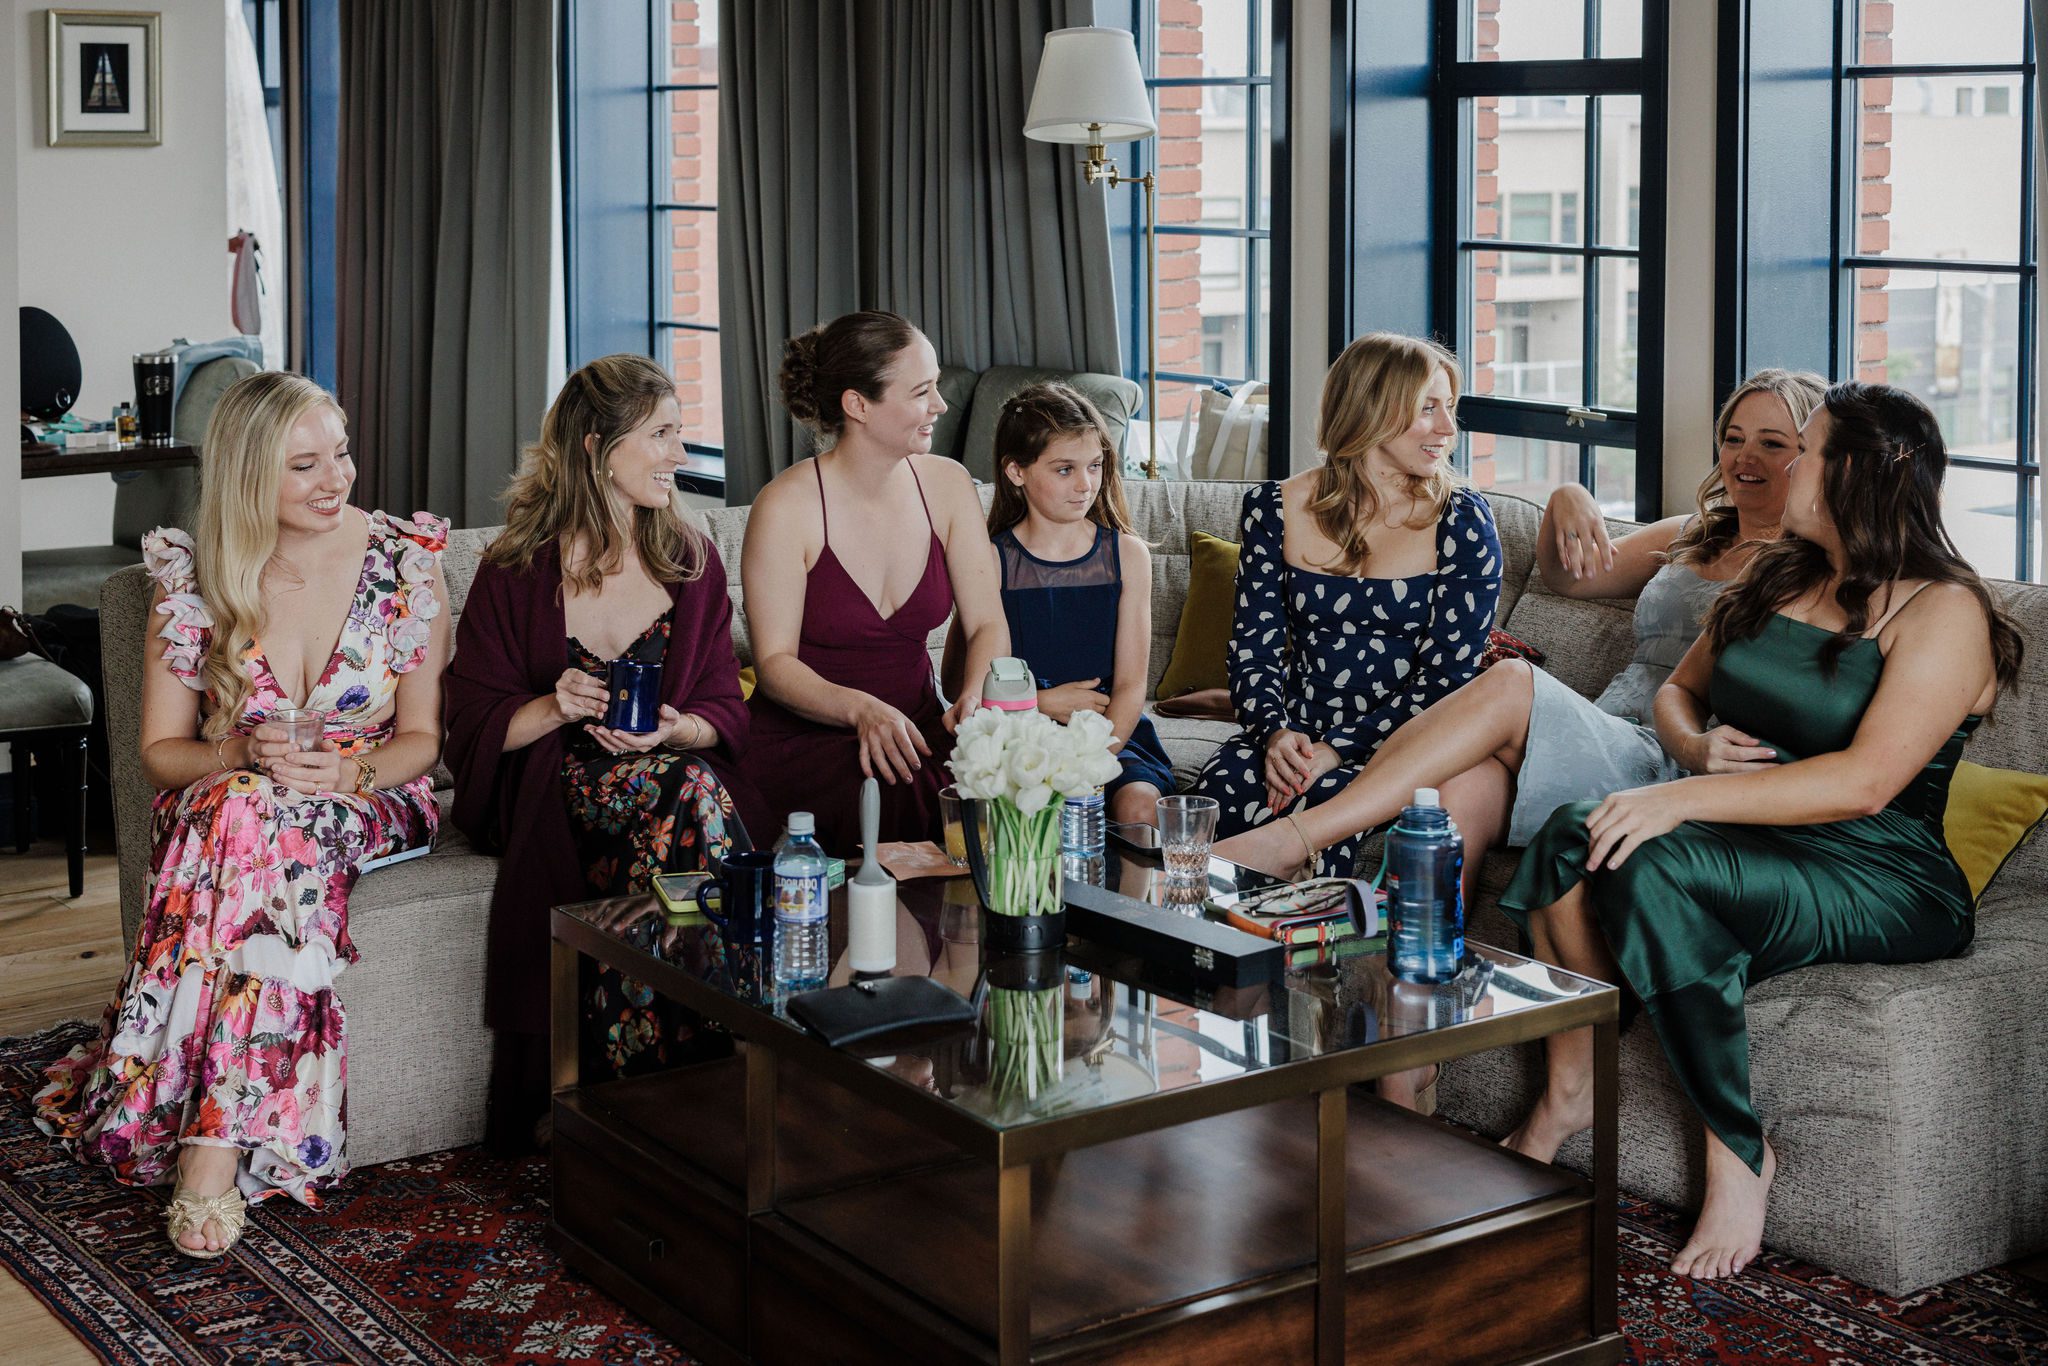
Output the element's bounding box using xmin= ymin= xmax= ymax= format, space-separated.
xmin=1187 ymin=333 xmax=1503 ymax=878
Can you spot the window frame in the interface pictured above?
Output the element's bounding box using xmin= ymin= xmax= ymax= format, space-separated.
xmin=1433 ymin=1 xmax=1670 ymax=524
xmin=1116 ymin=0 xmax=1293 ymax=478
xmin=1717 ymin=1 xmax=2039 ymax=579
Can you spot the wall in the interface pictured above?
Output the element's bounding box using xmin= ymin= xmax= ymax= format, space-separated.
xmin=1 ymin=5 xmax=19 ymax=606
xmin=1660 ymin=0 xmax=1718 ymax=517
xmin=1288 ymin=0 xmax=1330 ymax=472
xmin=15 ymin=0 xmax=233 ymax=552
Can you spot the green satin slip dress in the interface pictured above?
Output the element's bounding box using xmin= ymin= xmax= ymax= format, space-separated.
xmin=1498 ymin=612 xmax=1979 ymax=1175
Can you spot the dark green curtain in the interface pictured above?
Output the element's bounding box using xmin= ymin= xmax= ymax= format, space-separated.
xmin=718 ymin=0 xmax=1123 ymax=504
xmin=336 ymin=0 xmax=553 ymax=527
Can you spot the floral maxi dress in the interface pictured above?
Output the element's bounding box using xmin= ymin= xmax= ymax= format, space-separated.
xmin=34 ymin=510 xmax=448 ymax=1207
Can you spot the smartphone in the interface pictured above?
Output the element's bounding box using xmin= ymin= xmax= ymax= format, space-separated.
xmin=1108 ymin=821 xmax=1160 ymax=854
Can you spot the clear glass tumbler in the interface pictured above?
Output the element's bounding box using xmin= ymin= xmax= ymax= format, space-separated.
xmin=1156 ymin=795 xmax=1220 ymax=884
xmin=270 ymin=707 xmax=328 ymax=752
xmin=938 ymin=785 xmax=969 ymax=866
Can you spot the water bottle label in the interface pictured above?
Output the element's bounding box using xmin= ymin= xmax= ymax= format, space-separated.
xmin=776 ymin=872 xmax=827 ymax=924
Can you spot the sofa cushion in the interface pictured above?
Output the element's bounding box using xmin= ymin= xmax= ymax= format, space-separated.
xmin=957 ymin=365 xmax=1142 ymax=482
xmin=929 ymin=364 xmax=980 ymax=462
xmin=0 ymin=656 xmax=94 ymax=731
xmin=1154 ymin=531 xmax=1241 ymax=700
xmin=1945 ymin=760 xmax=2048 ymax=900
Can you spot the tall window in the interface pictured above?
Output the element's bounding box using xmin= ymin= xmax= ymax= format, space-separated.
xmin=1842 ymin=2 xmax=2037 ymax=579
xmin=655 ymin=2 xmax=724 ymax=489
xmin=1125 ymin=0 xmax=1284 ymax=472
xmin=1446 ymin=0 xmax=1664 ymax=522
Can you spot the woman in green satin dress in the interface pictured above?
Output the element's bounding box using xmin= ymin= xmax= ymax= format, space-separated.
xmin=1497 ymin=382 xmax=2024 ymax=1281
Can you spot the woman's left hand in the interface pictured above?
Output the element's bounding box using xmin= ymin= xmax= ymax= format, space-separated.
xmin=267 ymin=740 xmax=354 ymax=796
xmin=585 ymin=704 xmax=685 ymax=754
xmin=1584 ymin=783 xmax=1690 ymax=871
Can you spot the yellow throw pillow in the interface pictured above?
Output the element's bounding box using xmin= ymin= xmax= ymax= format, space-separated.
xmin=1155 ymin=531 xmax=1242 ymax=700
xmin=738 ymin=666 xmax=756 ymax=701
xmin=1944 ymin=759 xmax=2048 ymax=900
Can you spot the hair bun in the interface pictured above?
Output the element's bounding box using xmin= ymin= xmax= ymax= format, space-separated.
xmin=778 ymin=330 xmax=823 ymax=425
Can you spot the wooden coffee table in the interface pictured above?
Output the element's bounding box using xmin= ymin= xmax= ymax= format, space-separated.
xmin=548 ymin=852 xmax=1621 ymax=1365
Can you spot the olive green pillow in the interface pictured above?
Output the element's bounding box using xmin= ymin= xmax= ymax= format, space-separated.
xmin=1945 ymin=759 xmax=2048 ymax=900
xmin=1155 ymin=531 xmax=1242 ymax=700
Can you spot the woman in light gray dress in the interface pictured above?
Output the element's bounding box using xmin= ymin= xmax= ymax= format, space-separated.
xmin=1213 ymin=368 xmax=1827 ymax=887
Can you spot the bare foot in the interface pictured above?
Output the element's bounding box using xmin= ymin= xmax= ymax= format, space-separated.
xmin=1378 ymin=1064 xmax=1439 ymax=1114
xmin=1671 ymin=1134 xmax=1776 ymax=1279
xmin=1212 ymin=822 xmax=1310 ymax=879
xmin=1500 ymin=1082 xmax=1593 ymax=1164
xmin=172 ymin=1144 xmax=240 ymax=1253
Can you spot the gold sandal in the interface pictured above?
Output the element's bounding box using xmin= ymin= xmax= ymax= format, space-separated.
xmin=166 ymin=1184 xmax=247 ymax=1260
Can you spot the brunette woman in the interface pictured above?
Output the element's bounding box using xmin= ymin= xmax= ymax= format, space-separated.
xmin=1499 ymin=382 xmax=2022 ymax=1279
xmin=36 ymin=372 xmax=449 ymax=1257
xmin=741 ymin=311 xmax=1008 ymax=852
xmin=445 ymin=354 xmax=764 ymax=1149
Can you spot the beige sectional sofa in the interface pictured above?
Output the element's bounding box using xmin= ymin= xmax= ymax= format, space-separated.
xmin=98 ymin=480 xmax=2048 ymax=1294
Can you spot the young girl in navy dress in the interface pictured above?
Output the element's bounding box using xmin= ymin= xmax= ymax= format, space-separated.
xmin=944 ymin=383 xmax=1174 ymax=825
xmin=1187 ymin=332 xmax=1503 ymax=879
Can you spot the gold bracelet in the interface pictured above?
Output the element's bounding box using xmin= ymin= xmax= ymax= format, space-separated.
xmin=213 ymin=736 xmax=231 ymax=772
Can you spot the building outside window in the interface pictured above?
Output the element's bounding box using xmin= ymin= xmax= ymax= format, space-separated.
xmin=1844 ymin=0 xmax=2037 ymax=579
xmin=1450 ymin=0 xmax=1663 ymax=521
xmin=656 ymin=1 xmax=724 ymax=488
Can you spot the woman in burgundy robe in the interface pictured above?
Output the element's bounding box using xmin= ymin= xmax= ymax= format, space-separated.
xmin=445 ymin=354 xmax=764 ymax=1150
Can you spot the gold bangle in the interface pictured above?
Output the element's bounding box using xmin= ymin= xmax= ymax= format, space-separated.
xmin=214 ymin=736 xmax=230 ymax=772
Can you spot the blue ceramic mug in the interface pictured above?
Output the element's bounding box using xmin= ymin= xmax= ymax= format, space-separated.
xmin=603 ymin=658 xmax=662 ymax=733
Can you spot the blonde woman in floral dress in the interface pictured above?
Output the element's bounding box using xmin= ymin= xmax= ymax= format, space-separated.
xmin=34 ymin=372 xmax=450 ymax=1259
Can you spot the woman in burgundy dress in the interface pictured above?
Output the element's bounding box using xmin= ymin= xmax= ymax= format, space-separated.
xmin=740 ymin=311 xmax=1009 ymax=854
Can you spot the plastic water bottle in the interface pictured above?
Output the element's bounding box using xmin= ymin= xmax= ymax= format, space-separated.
xmin=773 ymin=812 xmax=830 ymax=991
xmin=1061 ymin=786 xmax=1106 ymax=857
xmin=1386 ymin=788 xmax=1465 ymax=984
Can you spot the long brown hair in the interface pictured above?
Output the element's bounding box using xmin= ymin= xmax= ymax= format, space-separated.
xmin=986 ymin=382 xmax=1134 ymax=537
xmin=1704 ymin=381 xmax=2024 ymax=691
xmin=1666 ymin=367 xmax=1827 ymax=567
xmin=485 ymin=354 xmax=708 ymax=594
xmin=1308 ymin=332 xmax=1463 ymax=576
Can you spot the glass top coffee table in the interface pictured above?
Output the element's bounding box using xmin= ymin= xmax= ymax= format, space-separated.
xmin=548 ymin=847 xmax=1622 ymax=1366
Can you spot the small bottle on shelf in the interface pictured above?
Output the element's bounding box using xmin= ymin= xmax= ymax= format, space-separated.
xmin=114 ymin=403 xmax=137 ymax=445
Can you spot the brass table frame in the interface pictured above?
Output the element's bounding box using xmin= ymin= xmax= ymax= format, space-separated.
xmin=551 ymin=902 xmax=1621 ymax=1366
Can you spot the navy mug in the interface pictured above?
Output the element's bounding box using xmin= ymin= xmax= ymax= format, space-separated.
xmin=603 ymin=657 xmax=661 ymax=732
xmin=698 ymin=849 xmax=778 ymax=944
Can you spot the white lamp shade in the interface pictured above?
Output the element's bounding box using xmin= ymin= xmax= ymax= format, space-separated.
xmin=1024 ymin=28 xmax=1157 ymax=144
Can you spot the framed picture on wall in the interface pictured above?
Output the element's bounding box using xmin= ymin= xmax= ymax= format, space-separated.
xmin=46 ymin=9 xmax=161 ymax=147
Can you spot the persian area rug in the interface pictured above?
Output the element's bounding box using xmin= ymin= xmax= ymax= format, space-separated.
xmin=2 ymin=1022 xmax=2043 ymax=1364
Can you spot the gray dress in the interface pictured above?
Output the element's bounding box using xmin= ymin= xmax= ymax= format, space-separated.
xmin=1506 ymin=561 xmax=1728 ymax=846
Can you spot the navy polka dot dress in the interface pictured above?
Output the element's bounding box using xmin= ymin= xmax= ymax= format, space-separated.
xmin=1187 ymin=480 xmax=1503 ymax=876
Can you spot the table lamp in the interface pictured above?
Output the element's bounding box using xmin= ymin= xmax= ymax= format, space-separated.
xmin=1024 ymin=27 xmax=1163 ymax=479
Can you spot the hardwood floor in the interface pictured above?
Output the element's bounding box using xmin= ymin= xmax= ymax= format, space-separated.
xmin=0 ymin=839 xmax=122 ymax=1364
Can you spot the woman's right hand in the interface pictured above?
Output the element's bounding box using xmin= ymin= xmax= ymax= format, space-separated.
xmin=1263 ymin=728 xmax=1316 ymax=808
xmin=1036 ymin=679 xmax=1109 ymax=724
xmin=1545 ymin=484 xmax=1616 ymax=581
xmin=245 ymin=722 xmax=289 ymax=775
xmin=854 ymin=697 xmax=932 ymax=785
xmin=552 ymin=668 xmax=610 ymax=726
xmin=1682 ymin=724 xmax=1778 ymax=774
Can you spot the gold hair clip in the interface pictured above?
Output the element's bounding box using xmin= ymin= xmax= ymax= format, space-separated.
xmin=1892 ymin=444 xmax=1921 ymax=464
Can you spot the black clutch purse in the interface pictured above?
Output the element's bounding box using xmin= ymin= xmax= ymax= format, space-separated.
xmin=784 ymin=977 xmax=978 ymax=1048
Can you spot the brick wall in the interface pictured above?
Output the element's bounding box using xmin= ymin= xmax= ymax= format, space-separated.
xmin=1855 ymin=3 xmax=1894 ymax=384
xmin=1154 ymin=0 xmax=1209 ymax=448
xmin=667 ymin=1 xmax=723 ymax=447
xmin=1467 ymin=0 xmax=1502 ymax=489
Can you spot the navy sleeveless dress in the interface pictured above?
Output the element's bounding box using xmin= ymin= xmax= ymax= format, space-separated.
xmin=995 ymin=524 xmax=1175 ymax=799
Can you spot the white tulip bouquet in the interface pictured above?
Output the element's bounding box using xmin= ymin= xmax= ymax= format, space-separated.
xmin=947 ymin=706 xmax=1124 ymax=919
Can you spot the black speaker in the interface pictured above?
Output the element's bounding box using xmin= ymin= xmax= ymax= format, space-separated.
xmin=21 ymin=306 xmax=83 ymax=422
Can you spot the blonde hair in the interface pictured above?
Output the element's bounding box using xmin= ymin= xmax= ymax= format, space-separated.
xmin=1666 ymin=367 xmax=1828 ymax=567
xmin=485 ymin=353 xmax=709 ymax=595
xmin=1308 ymin=332 xmax=1464 ymax=576
xmin=191 ymin=371 xmax=339 ymax=738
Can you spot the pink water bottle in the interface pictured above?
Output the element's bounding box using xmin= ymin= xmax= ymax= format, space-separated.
xmin=979 ymin=656 xmax=1038 ymax=713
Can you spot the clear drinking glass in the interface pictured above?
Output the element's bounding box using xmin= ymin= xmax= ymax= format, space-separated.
xmin=270 ymin=708 xmax=328 ymax=752
xmin=1156 ymin=795 xmax=1220 ymax=884
xmin=939 ymin=785 xmax=969 ymax=866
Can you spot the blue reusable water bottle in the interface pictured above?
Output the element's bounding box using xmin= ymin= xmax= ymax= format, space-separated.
xmin=1385 ymin=788 xmax=1465 ymax=984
